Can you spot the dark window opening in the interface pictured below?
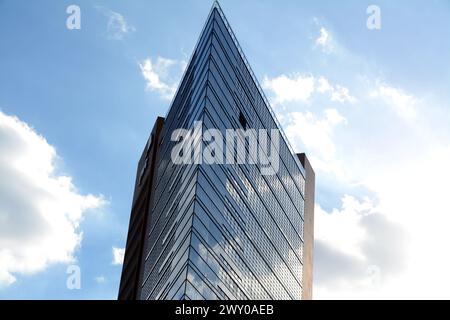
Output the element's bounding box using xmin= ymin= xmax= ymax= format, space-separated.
xmin=239 ymin=111 xmax=247 ymax=129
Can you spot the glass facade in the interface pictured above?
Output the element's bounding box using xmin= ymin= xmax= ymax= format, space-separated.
xmin=139 ymin=4 xmax=308 ymax=300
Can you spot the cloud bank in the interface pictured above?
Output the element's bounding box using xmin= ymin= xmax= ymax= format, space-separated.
xmin=0 ymin=111 xmax=105 ymax=286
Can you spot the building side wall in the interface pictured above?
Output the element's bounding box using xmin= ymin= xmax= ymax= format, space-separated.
xmin=118 ymin=117 xmax=164 ymax=300
xmin=297 ymin=153 xmax=315 ymax=300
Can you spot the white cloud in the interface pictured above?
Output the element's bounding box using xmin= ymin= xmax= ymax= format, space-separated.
xmin=317 ymin=77 xmax=332 ymax=93
xmin=290 ymin=78 xmax=450 ymax=298
xmin=284 ymin=108 xmax=347 ymax=162
xmin=364 ymin=146 xmax=450 ymax=298
xmin=264 ymin=74 xmax=355 ymax=106
xmin=112 ymin=247 xmax=125 ymax=265
xmin=0 ymin=111 xmax=105 ymax=286
xmin=314 ymin=143 xmax=450 ymax=299
xmin=316 ymin=27 xmax=330 ymax=47
xmin=315 ymin=196 xmax=373 ymax=260
xmin=371 ymin=83 xmax=418 ymax=120
xmin=331 ymin=85 xmax=356 ymax=103
xmin=314 ymin=195 xmax=408 ymax=298
xmin=139 ymin=56 xmax=185 ymax=100
xmin=180 ymin=60 xmax=188 ymax=73
xmin=315 ymin=27 xmax=335 ymax=53
xmin=263 ymin=74 xmax=315 ymax=105
xmin=317 ymin=77 xmax=356 ymax=103
xmin=97 ymin=6 xmax=136 ymax=40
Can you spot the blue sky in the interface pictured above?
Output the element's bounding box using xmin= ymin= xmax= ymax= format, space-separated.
xmin=1 ymin=0 xmax=450 ymax=299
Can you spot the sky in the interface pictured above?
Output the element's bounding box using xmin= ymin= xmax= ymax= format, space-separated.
xmin=0 ymin=0 xmax=450 ymax=299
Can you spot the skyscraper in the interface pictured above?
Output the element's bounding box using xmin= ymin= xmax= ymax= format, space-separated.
xmin=119 ymin=2 xmax=315 ymax=300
